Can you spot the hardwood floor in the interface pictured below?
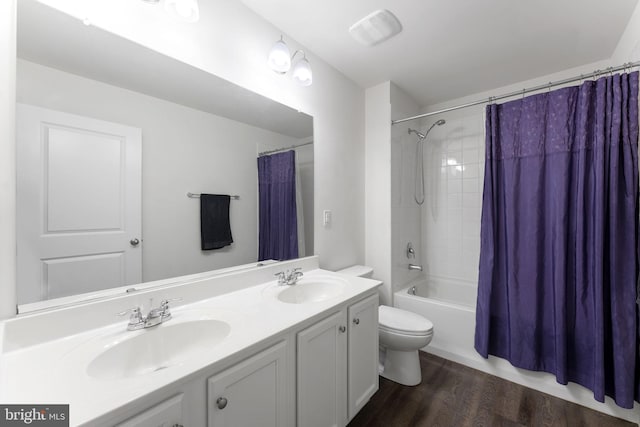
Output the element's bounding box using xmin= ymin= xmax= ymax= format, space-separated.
xmin=348 ymin=352 xmax=635 ymax=427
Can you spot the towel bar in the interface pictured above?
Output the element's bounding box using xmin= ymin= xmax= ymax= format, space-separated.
xmin=187 ymin=192 xmax=240 ymax=200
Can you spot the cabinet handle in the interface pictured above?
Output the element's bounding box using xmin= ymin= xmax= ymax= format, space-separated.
xmin=339 ymin=325 xmax=346 ymax=333
xmin=353 ymin=318 xmax=360 ymax=325
xmin=172 ymin=424 xmax=184 ymax=427
xmin=216 ymin=397 xmax=228 ymax=409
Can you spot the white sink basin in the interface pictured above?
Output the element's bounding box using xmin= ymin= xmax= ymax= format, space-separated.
xmin=276 ymin=277 xmax=347 ymax=304
xmin=87 ymin=319 xmax=230 ymax=380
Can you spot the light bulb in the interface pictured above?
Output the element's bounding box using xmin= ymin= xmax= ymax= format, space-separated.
xmin=268 ymin=39 xmax=291 ymax=74
xmin=292 ymin=57 xmax=313 ymax=86
xmin=165 ymin=0 xmax=200 ymax=23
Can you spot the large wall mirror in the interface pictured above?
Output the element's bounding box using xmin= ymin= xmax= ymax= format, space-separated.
xmin=16 ymin=1 xmax=314 ymax=312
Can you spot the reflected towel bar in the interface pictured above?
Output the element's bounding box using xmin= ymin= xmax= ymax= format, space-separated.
xmin=187 ymin=192 xmax=240 ymax=200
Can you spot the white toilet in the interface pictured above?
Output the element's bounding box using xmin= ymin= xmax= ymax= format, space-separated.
xmin=337 ymin=265 xmax=434 ymax=386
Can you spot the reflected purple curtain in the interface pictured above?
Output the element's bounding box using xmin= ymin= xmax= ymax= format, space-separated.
xmin=475 ymin=72 xmax=640 ymax=408
xmin=258 ymin=150 xmax=298 ymax=261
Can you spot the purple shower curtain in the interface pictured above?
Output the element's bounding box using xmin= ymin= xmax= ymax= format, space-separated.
xmin=257 ymin=150 xmax=299 ymax=261
xmin=475 ymin=72 xmax=640 ymax=408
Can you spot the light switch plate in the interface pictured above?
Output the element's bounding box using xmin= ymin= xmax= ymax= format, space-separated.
xmin=323 ymin=210 xmax=332 ymax=227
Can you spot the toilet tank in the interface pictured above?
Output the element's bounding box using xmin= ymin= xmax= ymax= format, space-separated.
xmin=336 ymin=265 xmax=374 ymax=278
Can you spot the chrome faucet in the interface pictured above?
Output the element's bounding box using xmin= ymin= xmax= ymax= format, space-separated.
xmin=408 ymin=264 xmax=423 ymax=271
xmin=275 ymin=268 xmax=304 ymax=286
xmin=118 ymin=298 xmax=182 ymax=331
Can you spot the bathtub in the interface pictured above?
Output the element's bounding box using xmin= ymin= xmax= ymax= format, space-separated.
xmin=394 ymin=277 xmax=477 ymax=362
xmin=393 ymin=276 xmax=640 ymax=423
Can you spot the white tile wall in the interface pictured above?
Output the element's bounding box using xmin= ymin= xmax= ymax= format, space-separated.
xmin=421 ymin=108 xmax=485 ymax=284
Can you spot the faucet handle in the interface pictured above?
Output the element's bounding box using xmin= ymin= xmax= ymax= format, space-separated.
xmin=117 ymin=306 xmax=141 ymax=317
xmin=274 ymin=271 xmax=286 ymax=284
xmin=159 ymin=297 xmax=183 ymax=320
xmin=160 ymin=297 xmax=183 ymax=307
xmin=117 ymin=307 xmax=144 ymax=325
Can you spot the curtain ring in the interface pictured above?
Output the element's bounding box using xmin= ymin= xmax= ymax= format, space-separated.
xmin=521 ymin=88 xmax=526 ymax=100
xmin=547 ymin=82 xmax=552 ymax=93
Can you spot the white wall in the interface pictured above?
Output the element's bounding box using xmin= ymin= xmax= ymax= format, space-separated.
xmin=611 ymin=1 xmax=640 ymax=64
xmin=390 ymin=83 xmax=423 ymax=294
xmin=0 ymin=0 xmax=17 ymax=319
xmin=364 ymin=82 xmax=392 ymax=305
xmin=16 ymin=59 xmax=301 ymax=286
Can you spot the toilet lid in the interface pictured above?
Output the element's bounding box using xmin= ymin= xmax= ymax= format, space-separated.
xmin=378 ymin=305 xmax=433 ymax=335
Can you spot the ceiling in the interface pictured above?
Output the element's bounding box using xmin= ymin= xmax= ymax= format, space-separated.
xmin=17 ymin=0 xmax=313 ymax=138
xmin=240 ymin=0 xmax=638 ymax=107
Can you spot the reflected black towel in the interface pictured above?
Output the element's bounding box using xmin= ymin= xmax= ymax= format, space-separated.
xmin=200 ymin=194 xmax=233 ymax=250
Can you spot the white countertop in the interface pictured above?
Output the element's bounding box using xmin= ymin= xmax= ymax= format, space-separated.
xmin=0 ymin=267 xmax=380 ymax=426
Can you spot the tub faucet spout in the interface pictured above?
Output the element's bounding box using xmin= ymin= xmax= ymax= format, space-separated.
xmin=408 ymin=263 xmax=423 ymax=271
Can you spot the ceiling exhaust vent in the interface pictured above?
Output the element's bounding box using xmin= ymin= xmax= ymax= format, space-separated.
xmin=349 ymin=9 xmax=402 ymax=46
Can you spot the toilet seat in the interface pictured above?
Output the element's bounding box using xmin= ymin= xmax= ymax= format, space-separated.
xmin=378 ymin=305 xmax=433 ymax=336
xmin=379 ymin=324 xmax=433 ymax=338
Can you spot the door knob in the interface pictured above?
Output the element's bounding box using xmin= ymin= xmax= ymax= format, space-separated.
xmin=130 ymin=238 xmax=140 ymax=246
xmin=216 ymin=397 xmax=228 ymax=409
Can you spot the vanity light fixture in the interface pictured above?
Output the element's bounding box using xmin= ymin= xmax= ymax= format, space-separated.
xmin=268 ymin=36 xmax=313 ymax=87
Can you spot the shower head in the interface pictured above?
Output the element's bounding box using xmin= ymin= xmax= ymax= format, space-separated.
xmin=408 ymin=119 xmax=446 ymax=141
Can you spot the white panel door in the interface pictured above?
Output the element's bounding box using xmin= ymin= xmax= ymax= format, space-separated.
xmin=347 ymin=294 xmax=379 ymax=421
xmin=115 ymin=394 xmax=184 ymax=427
xmin=207 ymin=340 xmax=289 ymax=427
xmin=297 ymin=310 xmax=348 ymax=427
xmin=17 ymin=104 xmax=142 ymax=304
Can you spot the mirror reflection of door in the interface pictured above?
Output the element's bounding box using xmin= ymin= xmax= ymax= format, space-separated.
xmin=16 ymin=104 xmax=142 ymax=305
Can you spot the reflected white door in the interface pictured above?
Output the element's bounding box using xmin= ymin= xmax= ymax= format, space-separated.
xmin=17 ymin=104 xmax=142 ymax=304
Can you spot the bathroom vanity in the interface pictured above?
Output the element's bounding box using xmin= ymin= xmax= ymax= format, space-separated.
xmin=0 ymin=257 xmax=381 ymax=426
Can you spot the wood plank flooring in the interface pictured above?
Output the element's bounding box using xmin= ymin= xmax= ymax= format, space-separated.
xmin=348 ymin=352 xmax=636 ymax=427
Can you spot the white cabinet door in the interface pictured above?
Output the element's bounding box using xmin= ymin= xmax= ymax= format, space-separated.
xmin=207 ymin=340 xmax=289 ymax=427
xmin=116 ymin=394 xmax=184 ymax=427
xmin=16 ymin=104 xmax=142 ymax=304
xmin=297 ymin=310 xmax=348 ymax=427
xmin=347 ymin=294 xmax=379 ymax=421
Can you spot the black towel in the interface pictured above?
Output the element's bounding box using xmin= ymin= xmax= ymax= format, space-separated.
xmin=200 ymin=194 xmax=233 ymax=250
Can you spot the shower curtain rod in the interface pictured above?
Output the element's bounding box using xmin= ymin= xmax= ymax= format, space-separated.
xmin=258 ymin=141 xmax=313 ymax=157
xmin=392 ymin=60 xmax=640 ymax=125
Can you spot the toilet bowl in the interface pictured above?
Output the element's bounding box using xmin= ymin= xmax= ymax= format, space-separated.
xmin=378 ymin=305 xmax=433 ymax=386
xmin=337 ymin=265 xmax=435 ymax=386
